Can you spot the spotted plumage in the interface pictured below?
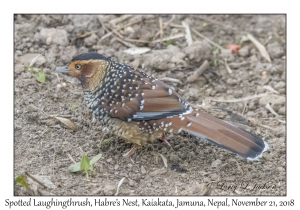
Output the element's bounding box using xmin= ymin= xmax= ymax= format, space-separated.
xmin=56 ymin=52 xmax=268 ymax=160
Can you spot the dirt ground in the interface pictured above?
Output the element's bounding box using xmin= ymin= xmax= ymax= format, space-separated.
xmin=14 ymin=14 xmax=286 ymax=196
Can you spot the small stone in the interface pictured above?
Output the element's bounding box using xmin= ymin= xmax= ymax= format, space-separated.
xmin=278 ymin=106 xmax=286 ymax=115
xmin=106 ymin=158 xmax=112 ymax=163
xmin=16 ymin=50 xmax=22 ymax=56
xmin=274 ymin=81 xmax=285 ymax=89
xmin=129 ymin=179 xmax=135 ymax=187
xmin=46 ymin=36 xmax=52 ymax=45
xmin=246 ymin=111 xmax=256 ymax=117
xmin=238 ymin=46 xmax=249 ymax=57
xmin=141 ymin=165 xmax=146 ymax=174
xmin=84 ymin=33 xmax=98 ymax=47
xmin=211 ymin=159 xmax=222 ymax=168
xmin=103 ymin=184 xmax=115 ymax=196
xmin=267 ymin=42 xmax=284 ymax=59
xmin=226 ymin=78 xmax=238 ymax=86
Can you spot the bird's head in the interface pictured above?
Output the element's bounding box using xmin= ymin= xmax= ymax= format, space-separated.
xmin=56 ymin=52 xmax=110 ymax=90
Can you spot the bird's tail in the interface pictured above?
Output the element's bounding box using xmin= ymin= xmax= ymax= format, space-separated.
xmin=169 ymin=110 xmax=268 ymax=160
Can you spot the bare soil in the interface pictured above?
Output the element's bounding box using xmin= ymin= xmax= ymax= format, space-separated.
xmin=14 ymin=14 xmax=286 ymax=196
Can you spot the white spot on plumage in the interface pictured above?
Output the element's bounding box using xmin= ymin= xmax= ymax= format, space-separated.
xmin=127 ymin=118 xmax=132 ymax=122
xmin=168 ymin=88 xmax=172 ymax=95
xmin=187 ymin=122 xmax=192 ymax=127
xmin=115 ymin=110 xmax=118 ymax=113
xmin=178 ymin=128 xmax=182 ymax=133
xmin=140 ymin=105 xmax=144 ymax=110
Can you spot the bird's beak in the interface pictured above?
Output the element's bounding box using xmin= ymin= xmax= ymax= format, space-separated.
xmin=56 ymin=66 xmax=70 ymax=73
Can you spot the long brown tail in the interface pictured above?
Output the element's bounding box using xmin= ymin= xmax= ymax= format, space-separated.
xmin=170 ymin=110 xmax=268 ymax=160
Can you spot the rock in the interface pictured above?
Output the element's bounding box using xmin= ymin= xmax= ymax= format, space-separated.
xmin=226 ymin=78 xmax=238 ymax=86
xmin=84 ymin=33 xmax=98 ymax=47
xmin=142 ymin=47 xmax=187 ymax=71
xmin=72 ymin=15 xmax=101 ymax=32
xmin=238 ymin=46 xmax=249 ymax=57
xmin=220 ymin=49 xmax=235 ymax=61
xmin=259 ymin=95 xmax=285 ymax=111
xmin=39 ymin=28 xmax=69 ymax=46
xmin=267 ymin=42 xmax=284 ymax=59
xmin=211 ymin=159 xmax=222 ymax=168
xmin=19 ymin=53 xmax=46 ymax=67
xmin=278 ymin=106 xmax=286 ymax=115
xmin=183 ymin=41 xmax=211 ymax=62
xmin=274 ymin=81 xmax=285 ymax=89
xmin=103 ymin=184 xmax=115 ymax=196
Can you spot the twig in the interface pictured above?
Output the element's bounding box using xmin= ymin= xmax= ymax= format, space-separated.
xmin=159 ymin=77 xmax=182 ymax=84
xmin=152 ymin=33 xmax=185 ymax=43
xmin=224 ymin=59 xmax=233 ymax=74
xmin=109 ymin=15 xmax=132 ymax=26
xmin=210 ymin=93 xmax=268 ymax=103
xmin=114 ymin=16 xmax=154 ymax=31
xmin=192 ymin=28 xmax=224 ymax=50
xmin=169 ymin=23 xmax=185 ymax=28
xmin=159 ymin=17 xmax=163 ymax=42
xmin=123 ymin=38 xmax=151 ymax=44
xmin=153 ymin=15 xmax=175 ymax=40
xmin=257 ymin=123 xmax=276 ymax=131
xmin=67 ymin=153 xmax=77 ymax=164
xmin=195 ymin=16 xmax=239 ymax=32
xmin=187 ymin=60 xmax=209 ymax=82
xmin=77 ymin=29 xmax=102 ymax=38
xmin=100 ymin=32 xmax=112 ymax=40
xmin=25 ymin=172 xmax=47 ymax=189
xmin=114 ymin=37 xmax=137 ymax=48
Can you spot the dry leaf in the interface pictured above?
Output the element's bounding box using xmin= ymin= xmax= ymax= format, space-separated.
xmin=29 ymin=54 xmax=41 ymax=67
xmin=54 ymin=116 xmax=78 ymax=131
xmin=182 ymin=21 xmax=193 ymax=46
xmin=158 ymin=153 xmax=168 ymax=168
xmin=115 ymin=177 xmax=126 ymax=196
xmin=247 ymin=34 xmax=271 ymax=63
xmin=265 ymin=103 xmax=279 ymax=116
xmin=224 ymin=59 xmax=232 ymax=74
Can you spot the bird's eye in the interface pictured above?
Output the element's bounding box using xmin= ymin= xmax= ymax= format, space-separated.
xmin=75 ymin=64 xmax=82 ymax=70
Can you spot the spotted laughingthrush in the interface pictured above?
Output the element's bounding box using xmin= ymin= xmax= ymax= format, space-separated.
xmin=56 ymin=52 xmax=268 ymax=160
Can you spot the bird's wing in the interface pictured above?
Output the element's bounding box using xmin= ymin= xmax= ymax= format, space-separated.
xmin=100 ymin=64 xmax=192 ymax=122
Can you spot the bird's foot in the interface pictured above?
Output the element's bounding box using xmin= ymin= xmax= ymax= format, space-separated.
xmin=157 ymin=132 xmax=173 ymax=149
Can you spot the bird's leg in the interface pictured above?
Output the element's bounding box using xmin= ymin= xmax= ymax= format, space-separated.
xmin=123 ymin=144 xmax=138 ymax=158
xmin=157 ymin=132 xmax=172 ymax=149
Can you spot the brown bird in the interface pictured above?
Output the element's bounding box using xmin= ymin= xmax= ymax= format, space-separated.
xmin=56 ymin=52 xmax=268 ymax=160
